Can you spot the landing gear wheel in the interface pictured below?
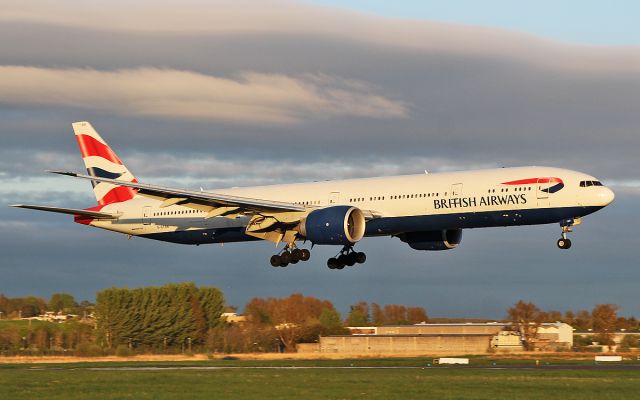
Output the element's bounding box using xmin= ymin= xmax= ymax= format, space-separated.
xmin=279 ymin=251 xmax=291 ymax=266
xmin=328 ymin=246 xmax=367 ymax=270
xmin=290 ymin=249 xmax=302 ymax=261
xmin=327 ymin=257 xmax=339 ymax=269
xmin=337 ymin=254 xmax=348 ymax=266
xmin=345 ymin=253 xmax=357 ymax=266
xmin=300 ymin=249 xmax=311 ymax=261
xmin=270 ymin=255 xmax=281 ymax=267
xmin=557 ymin=238 xmax=572 ymax=249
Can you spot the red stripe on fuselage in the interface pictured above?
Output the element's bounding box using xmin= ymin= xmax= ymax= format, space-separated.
xmin=75 ymin=134 xmax=123 ymax=165
xmin=502 ymin=177 xmax=563 ymax=185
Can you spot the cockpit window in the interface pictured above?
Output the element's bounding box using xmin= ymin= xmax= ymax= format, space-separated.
xmin=579 ymin=180 xmax=603 ymax=187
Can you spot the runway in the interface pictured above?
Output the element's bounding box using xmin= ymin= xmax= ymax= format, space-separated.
xmin=28 ymin=364 xmax=640 ymax=372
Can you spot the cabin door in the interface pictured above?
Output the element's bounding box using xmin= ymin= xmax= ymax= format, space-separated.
xmin=536 ymin=178 xmax=550 ymax=207
xmin=451 ymin=183 xmax=463 ymax=197
xmin=328 ymin=192 xmax=340 ymax=205
xmin=142 ymin=206 xmax=152 ymax=225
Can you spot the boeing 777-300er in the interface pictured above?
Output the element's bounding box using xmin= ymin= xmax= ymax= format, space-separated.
xmin=12 ymin=122 xmax=615 ymax=269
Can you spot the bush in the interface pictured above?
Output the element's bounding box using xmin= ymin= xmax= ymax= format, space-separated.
xmin=115 ymin=344 xmax=134 ymax=357
xmin=75 ymin=343 xmax=104 ymax=357
xmin=621 ymin=335 xmax=638 ymax=347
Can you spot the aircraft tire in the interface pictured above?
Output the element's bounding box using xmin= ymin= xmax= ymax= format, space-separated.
xmin=345 ymin=253 xmax=357 ymax=266
xmin=300 ymin=249 xmax=311 ymax=261
xmin=291 ymin=249 xmax=302 ymax=262
xmin=356 ymin=252 xmax=366 ymax=264
xmin=270 ymin=255 xmax=281 ymax=267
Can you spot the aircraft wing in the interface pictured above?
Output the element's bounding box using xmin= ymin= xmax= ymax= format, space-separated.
xmin=49 ymin=171 xmax=306 ymax=215
xmin=10 ymin=204 xmax=118 ymax=219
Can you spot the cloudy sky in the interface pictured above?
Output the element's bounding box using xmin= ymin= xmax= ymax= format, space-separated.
xmin=1 ymin=0 xmax=638 ymax=319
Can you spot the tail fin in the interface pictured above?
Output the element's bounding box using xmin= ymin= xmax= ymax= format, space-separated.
xmin=72 ymin=121 xmax=138 ymax=206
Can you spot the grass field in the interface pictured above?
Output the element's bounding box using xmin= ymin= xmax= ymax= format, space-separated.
xmin=1 ymin=359 xmax=639 ymax=399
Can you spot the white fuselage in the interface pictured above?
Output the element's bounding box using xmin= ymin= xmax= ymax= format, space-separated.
xmin=87 ymin=166 xmax=614 ymax=245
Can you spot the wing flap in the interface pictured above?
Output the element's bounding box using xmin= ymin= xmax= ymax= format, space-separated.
xmin=10 ymin=204 xmax=118 ymax=219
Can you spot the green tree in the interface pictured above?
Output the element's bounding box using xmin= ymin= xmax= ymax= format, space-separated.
xmin=345 ymin=302 xmax=370 ymax=327
xmin=319 ymin=308 xmax=346 ymax=335
xmin=49 ymin=293 xmax=77 ymax=313
xmin=95 ymin=283 xmax=224 ymax=350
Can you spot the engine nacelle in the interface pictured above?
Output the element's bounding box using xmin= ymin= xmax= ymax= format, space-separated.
xmin=398 ymin=229 xmax=462 ymax=251
xmin=299 ymin=206 xmax=366 ymax=245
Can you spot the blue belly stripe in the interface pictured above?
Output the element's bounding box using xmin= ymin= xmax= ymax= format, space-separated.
xmin=138 ymin=206 xmax=603 ymax=245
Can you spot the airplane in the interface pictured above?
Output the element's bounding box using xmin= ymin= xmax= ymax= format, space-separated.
xmin=12 ymin=122 xmax=615 ymax=269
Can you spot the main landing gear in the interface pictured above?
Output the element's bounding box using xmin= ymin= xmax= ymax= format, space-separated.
xmin=327 ymin=246 xmax=366 ymax=270
xmin=557 ymin=218 xmax=580 ymax=250
xmin=270 ymin=246 xmax=311 ymax=268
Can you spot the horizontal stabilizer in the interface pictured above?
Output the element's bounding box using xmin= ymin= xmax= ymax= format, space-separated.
xmin=10 ymin=204 xmax=117 ymax=219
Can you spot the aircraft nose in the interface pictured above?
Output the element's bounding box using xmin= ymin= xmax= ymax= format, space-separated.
xmin=598 ymin=187 xmax=615 ymax=206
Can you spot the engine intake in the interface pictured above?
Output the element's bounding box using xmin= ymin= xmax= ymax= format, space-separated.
xmin=299 ymin=206 xmax=366 ymax=245
xmin=398 ymin=229 xmax=462 ymax=251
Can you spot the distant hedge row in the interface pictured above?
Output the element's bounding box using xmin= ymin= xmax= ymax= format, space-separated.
xmin=96 ymin=282 xmax=223 ymax=349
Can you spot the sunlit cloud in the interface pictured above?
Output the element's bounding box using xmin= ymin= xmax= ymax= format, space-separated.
xmin=0 ymin=66 xmax=407 ymax=125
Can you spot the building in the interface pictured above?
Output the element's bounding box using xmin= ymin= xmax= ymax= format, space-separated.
xmin=316 ymin=322 xmax=573 ymax=354
xmin=220 ymin=312 xmax=247 ymax=324
xmin=320 ymin=333 xmax=493 ymax=354
xmin=31 ymin=311 xmax=78 ymax=323
xmin=534 ymin=322 xmax=574 ymax=350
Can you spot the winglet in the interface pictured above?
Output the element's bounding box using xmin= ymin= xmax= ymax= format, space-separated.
xmin=47 ymin=170 xmax=79 ymax=177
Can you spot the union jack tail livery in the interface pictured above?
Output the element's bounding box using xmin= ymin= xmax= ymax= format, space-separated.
xmin=72 ymin=122 xmax=138 ymax=206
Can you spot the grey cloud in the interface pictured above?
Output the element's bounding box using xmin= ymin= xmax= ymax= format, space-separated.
xmin=0 ymin=25 xmax=638 ymax=180
xmin=0 ymin=66 xmax=407 ymax=124
xmin=2 ymin=0 xmax=638 ymax=73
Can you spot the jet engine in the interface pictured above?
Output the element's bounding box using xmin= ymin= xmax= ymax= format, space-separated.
xmin=398 ymin=229 xmax=462 ymax=251
xmin=299 ymin=206 xmax=366 ymax=245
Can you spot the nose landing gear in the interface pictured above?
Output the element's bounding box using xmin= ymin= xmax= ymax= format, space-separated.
xmin=557 ymin=237 xmax=571 ymax=249
xmin=557 ymin=218 xmax=581 ymax=249
xmin=327 ymin=246 xmax=366 ymax=270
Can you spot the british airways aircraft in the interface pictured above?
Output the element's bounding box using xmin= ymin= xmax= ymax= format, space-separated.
xmin=12 ymin=122 xmax=615 ymax=269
